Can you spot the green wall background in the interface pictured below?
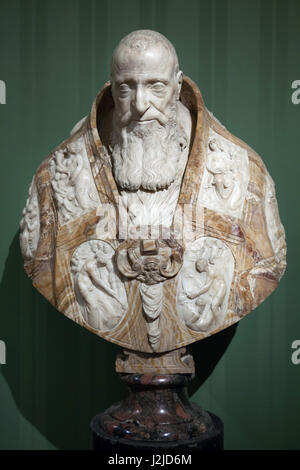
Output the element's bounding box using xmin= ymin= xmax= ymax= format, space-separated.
xmin=0 ymin=0 xmax=299 ymax=450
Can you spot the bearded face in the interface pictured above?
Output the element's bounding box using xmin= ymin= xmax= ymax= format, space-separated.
xmin=110 ymin=109 xmax=185 ymax=191
xmin=109 ymin=40 xmax=185 ymax=192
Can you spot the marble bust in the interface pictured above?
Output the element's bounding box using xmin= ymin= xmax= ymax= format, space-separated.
xmin=20 ymin=30 xmax=286 ymax=375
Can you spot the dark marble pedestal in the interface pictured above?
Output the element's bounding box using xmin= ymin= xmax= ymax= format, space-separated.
xmin=91 ymin=374 xmax=223 ymax=452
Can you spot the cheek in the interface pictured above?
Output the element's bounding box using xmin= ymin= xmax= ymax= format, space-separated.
xmin=115 ymin=97 xmax=131 ymax=115
xmin=150 ymin=88 xmax=177 ymax=112
xmin=150 ymin=96 xmax=173 ymax=113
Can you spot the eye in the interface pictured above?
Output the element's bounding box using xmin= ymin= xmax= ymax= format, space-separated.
xmin=150 ymin=82 xmax=167 ymax=95
xmin=118 ymin=83 xmax=131 ymax=96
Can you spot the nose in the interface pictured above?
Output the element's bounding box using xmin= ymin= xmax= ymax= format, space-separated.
xmin=134 ymin=85 xmax=149 ymax=116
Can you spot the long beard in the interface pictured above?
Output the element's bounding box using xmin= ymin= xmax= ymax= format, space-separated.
xmin=110 ymin=117 xmax=184 ymax=191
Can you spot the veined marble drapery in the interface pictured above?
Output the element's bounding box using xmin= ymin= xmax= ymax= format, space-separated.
xmin=20 ymin=76 xmax=286 ymax=354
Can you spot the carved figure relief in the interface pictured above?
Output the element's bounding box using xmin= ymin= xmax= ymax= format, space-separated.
xmin=198 ymin=129 xmax=249 ymax=218
xmin=19 ymin=178 xmax=40 ymax=261
xmin=177 ymin=237 xmax=234 ymax=333
xmin=49 ymin=138 xmax=100 ymax=224
xmin=71 ymin=240 xmax=128 ymax=331
xmin=264 ymin=173 xmax=286 ymax=274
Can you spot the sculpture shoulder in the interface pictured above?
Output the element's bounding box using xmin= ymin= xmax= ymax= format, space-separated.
xmin=34 ymin=119 xmax=90 ymax=186
xmin=206 ymin=109 xmax=267 ymax=176
xmin=37 ymin=121 xmax=102 ymax=229
xmin=203 ymin=108 xmax=275 ymax=210
xmin=198 ymin=108 xmax=286 ymax=281
xmin=70 ymin=116 xmax=88 ymax=136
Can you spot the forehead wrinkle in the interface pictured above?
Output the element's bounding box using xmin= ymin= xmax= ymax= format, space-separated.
xmin=114 ymin=71 xmax=172 ymax=84
xmin=111 ymin=44 xmax=176 ymax=80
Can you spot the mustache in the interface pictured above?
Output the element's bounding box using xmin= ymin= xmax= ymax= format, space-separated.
xmin=118 ymin=107 xmax=172 ymax=127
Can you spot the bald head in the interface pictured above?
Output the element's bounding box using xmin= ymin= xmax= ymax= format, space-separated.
xmin=111 ymin=30 xmax=179 ymax=78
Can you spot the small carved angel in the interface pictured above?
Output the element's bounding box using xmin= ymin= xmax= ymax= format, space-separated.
xmin=206 ymin=138 xmax=241 ymax=210
xmin=185 ymin=258 xmax=226 ymax=330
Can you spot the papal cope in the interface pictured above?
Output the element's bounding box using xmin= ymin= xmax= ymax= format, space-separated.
xmin=20 ymin=30 xmax=286 ymax=354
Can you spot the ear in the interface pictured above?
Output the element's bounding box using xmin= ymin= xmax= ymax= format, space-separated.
xmin=176 ymin=70 xmax=183 ymax=100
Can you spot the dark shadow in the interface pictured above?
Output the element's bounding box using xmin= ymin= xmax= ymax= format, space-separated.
xmin=0 ymin=232 xmax=237 ymax=449
xmin=187 ymin=323 xmax=238 ymax=397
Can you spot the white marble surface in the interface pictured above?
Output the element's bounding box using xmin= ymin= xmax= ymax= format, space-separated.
xmin=264 ymin=173 xmax=286 ymax=267
xmin=49 ymin=137 xmax=100 ymax=225
xmin=177 ymin=237 xmax=234 ymax=333
xmin=71 ymin=240 xmax=128 ymax=331
xmin=19 ymin=177 xmax=40 ymax=260
xmin=139 ymin=282 xmax=163 ymax=351
xmin=198 ymin=128 xmax=249 ymax=218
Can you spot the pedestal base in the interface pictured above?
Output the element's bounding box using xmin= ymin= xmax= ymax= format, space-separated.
xmin=91 ymin=410 xmax=223 ymax=452
xmin=91 ymin=374 xmax=223 ymax=452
